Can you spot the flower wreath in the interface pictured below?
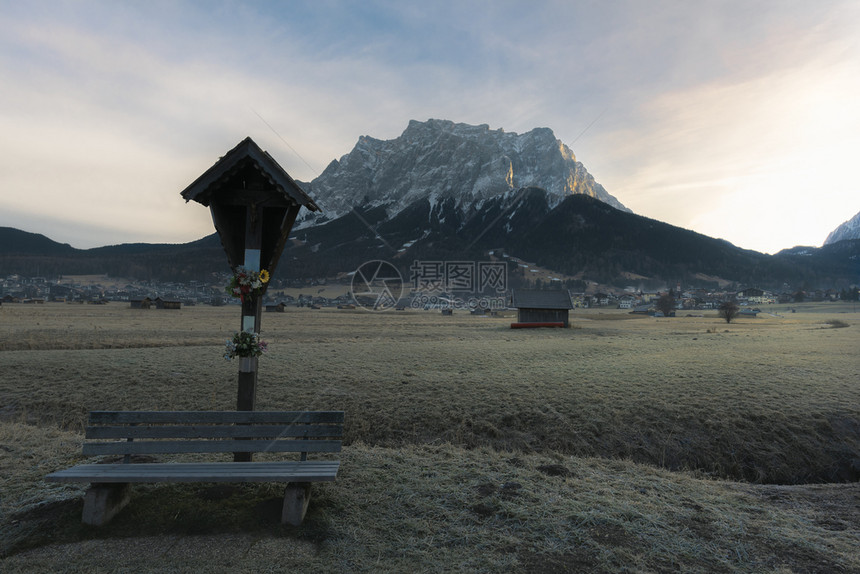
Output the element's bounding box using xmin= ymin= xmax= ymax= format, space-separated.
xmin=226 ymin=266 xmax=270 ymax=302
xmin=224 ymin=330 xmax=268 ymax=360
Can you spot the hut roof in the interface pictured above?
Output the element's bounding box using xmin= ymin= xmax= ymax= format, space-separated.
xmin=511 ymin=289 xmax=573 ymax=310
xmin=180 ymin=137 xmax=319 ymax=211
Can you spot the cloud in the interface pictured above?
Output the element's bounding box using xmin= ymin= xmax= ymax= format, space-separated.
xmin=0 ymin=5 xmax=359 ymax=246
xmin=1 ymin=0 xmax=858 ymax=253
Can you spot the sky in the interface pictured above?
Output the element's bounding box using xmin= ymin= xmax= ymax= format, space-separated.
xmin=1 ymin=1 xmax=859 ymax=254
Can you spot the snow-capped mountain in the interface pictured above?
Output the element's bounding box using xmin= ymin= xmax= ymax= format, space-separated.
xmin=297 ymin=118 xmax=627 ymax=227
xmin=824 ymin=210 xmax=860 ymax=245
xmin=263 ymin=118 xmax=860 ymax=289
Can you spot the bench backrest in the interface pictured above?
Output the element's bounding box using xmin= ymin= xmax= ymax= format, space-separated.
xmin=83 ymin=411 xmax=344 ymax=460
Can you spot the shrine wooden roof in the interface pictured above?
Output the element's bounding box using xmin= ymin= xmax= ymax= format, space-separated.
xmin=180 ymin=137 xmax=319 ymax=211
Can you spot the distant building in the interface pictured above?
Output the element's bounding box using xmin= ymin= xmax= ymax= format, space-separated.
xmin=738 ymin=287 xmax=768 ymax=304
xmin=154 ymin=297 xmax=181 ymax=310
xmin=591 ymin=293 xmax=610 ymax=307
xmin=511 ymin=289 xmax=573 ymax=327
xmin=618 ymin=296 xmax=636 ymax=309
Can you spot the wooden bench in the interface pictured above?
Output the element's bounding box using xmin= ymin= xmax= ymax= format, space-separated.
xmin=46 ymin=410 xmax=344 ymax=526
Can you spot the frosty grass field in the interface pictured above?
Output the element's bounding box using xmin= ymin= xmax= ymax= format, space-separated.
xmin=1 ymin=302 xmax=858 ymax=572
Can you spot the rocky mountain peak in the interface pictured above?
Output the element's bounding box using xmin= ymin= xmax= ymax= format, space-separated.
xmin=298 ymin=119 xmax=627 ymax=227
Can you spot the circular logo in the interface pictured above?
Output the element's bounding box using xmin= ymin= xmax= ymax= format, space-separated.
xmin=350 ymin=260 xmax=404 ymax=311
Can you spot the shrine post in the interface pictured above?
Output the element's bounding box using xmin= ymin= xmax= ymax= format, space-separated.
xmin=180 ymin=137 xmax=319 ymax=421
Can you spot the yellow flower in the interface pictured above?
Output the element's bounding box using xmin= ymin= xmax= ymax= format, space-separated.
xmin=259 ymin=269 xmax=270 ymax=283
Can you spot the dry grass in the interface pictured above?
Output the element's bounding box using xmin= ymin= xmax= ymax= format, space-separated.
xmin=3 ymin=303 xmax=856 ymax=483
xmin=1 ymin=302 xmax=858 ymax=571
xmin=2 ymin=436 xmax=858 ymax=572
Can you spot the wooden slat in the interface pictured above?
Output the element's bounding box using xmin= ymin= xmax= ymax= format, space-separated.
xmin=46 ymin=461 xmax=340 ymax=483
xmin=88 ymin=411 xmax=345 ymax=425
xmin=86 ymin=424 xmax=343 ymax=440
xmin=82 ymin=439 xmax=342 ymax=457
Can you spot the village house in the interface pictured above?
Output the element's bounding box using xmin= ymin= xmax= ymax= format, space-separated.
xmin=591 ymin=293 xmax=610 ymax=307
xmin=738 ymin=287 xmax=769 ymax=304
xmin=617 ymin=295 xmax=637 ymax=309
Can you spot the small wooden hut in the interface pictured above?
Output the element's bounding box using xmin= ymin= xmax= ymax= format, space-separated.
xmin=511 ymin=289 xmax=573 ymax=327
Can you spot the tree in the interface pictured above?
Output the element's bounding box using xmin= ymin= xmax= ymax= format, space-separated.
xmin=655 ymin=293 xmax=675 ymax=317
xmin=719 ymin=301 xmax=739 ymax=323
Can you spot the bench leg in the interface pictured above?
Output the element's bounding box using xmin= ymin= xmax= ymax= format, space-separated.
xmin=282 ymin=482 xmax=311 ymax=526
xmin=82 ymin=483 xmax=131 ymax=526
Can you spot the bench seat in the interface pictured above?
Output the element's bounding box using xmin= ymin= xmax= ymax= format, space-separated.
xmin=47 ymin=460 xmax=340 ymax=483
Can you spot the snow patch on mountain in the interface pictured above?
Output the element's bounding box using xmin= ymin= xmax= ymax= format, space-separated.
xmin=824 ymin=210 xmax=860 ymax=245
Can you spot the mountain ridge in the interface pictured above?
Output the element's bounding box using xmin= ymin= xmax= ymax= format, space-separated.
xmin=824 ymin=210 xmax=860 ymax=245
xmin=296 ymin=119 xmax=628 ymax=229
xmin=2 ymin=210 xmax=858 ymax=291
xmin=288 ymin=191 xmax=859 ymax=290
xmin=0 ymin=227 xmax=77 ymax=256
